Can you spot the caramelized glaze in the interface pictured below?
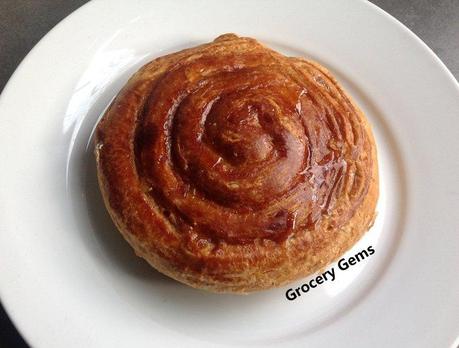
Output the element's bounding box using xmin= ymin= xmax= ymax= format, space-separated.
xmin=95 ymin=34 xmax=378 ymax=292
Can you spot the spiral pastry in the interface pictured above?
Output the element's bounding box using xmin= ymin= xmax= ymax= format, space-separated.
xmin=95 ymin=34 xmax=378 ymax=293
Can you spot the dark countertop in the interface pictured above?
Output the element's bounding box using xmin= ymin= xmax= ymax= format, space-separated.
xmin=0 ymin=1 xmax=458 ymax=347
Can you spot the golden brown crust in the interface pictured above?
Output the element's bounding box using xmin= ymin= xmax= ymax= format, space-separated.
xmin=95 ymin=34 xmax=379 ymax=293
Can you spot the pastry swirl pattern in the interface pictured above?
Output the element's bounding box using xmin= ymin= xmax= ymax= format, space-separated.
xmin=95 ymin=34 xmax=378 ymax=292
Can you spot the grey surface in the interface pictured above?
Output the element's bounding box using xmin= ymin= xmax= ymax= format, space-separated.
xmin=0 ymin=0 xmax=458 ymax=347
xmin=371 ymin=0 xmax=459 ymax=78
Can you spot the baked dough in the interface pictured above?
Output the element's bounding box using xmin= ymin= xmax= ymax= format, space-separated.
xmin=95 ymin=34 xmax=378 ymax=293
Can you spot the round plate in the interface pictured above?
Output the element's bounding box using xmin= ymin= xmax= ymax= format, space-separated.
xmin=1 ymin=1 xmax=458 ymax=347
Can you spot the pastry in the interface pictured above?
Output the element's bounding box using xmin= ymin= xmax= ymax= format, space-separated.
xmin=94 ymin=34 xmax=378 ymax=293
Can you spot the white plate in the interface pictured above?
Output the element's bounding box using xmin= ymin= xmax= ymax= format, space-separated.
xmin=1 ymin=0 xmax=458 ymax=347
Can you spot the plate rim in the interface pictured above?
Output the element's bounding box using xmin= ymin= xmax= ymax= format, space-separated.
xmin=0 ymin=1 xmax=458 ymax=347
